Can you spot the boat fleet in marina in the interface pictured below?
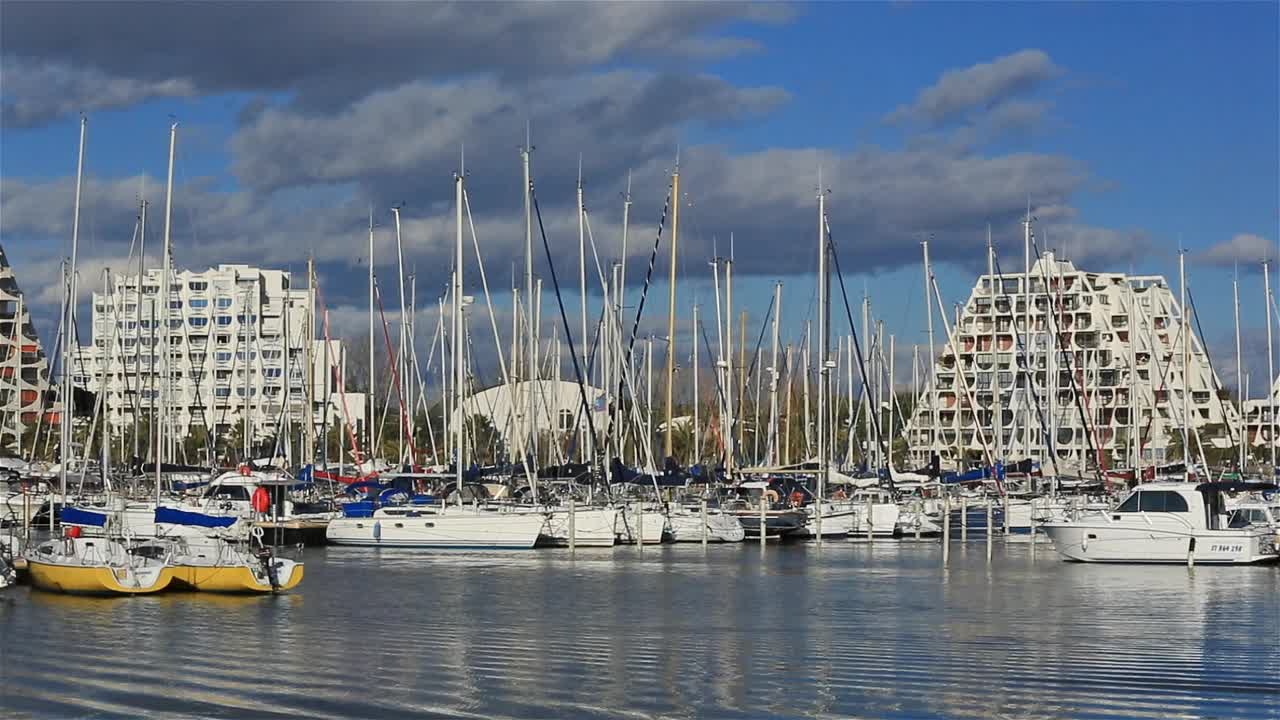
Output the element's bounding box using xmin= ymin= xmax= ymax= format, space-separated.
xmin=2 ymin=118 xmax=1279 ymax=595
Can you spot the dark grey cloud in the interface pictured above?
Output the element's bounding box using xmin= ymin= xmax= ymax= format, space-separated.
xmin=229 ymin=70 xmax=789 ymax=196
xmin=1 ymin=1 xmax=788 ymax=126
xmin=886 ymin=49 xmax=1061 ymax=128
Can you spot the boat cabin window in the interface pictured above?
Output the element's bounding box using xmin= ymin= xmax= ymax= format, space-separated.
xmin=206 ymin=485 xmax=251 ymax=501
xmin=1137 ymin=491 xmax=1188 ymax=513
xmin=1115 ymin=493 xmax=1141 ymax=513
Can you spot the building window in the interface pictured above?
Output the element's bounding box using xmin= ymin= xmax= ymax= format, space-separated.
xmin=189 ymin=317 xmax=209 ymax=328
xmin=264 ymin=368 xmax=283 ymax=379
xmin=215 ymin=351 xmax=233 ymax=363
xmin=215 ymin=387 xmax=231 ymax=398
xmin=215 ymin=297 xmax=233 ymax=309
xmin=188 ymin=281 xmax=208 ymax=292
xmin=215 ymin=316 xmax=233 ymax=326
xmin=216 ymin=335 xmax=231 ymax=345
xmin=169 ymin=299 xmax=183 ymax=310
xmin=189 ymin=298 xmax=209 ymax=309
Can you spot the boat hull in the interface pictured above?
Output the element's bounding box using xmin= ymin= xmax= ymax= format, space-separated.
xmin=326 ymin=511 xmax=543 ymax=549
xmin=170 ymin=561 xmax=304 ymax=593
xmin=26 ymin=560 xmax=174 ymax=595
xmin=539 ymin=508 xmax=619 ymax=547
xmin=1042 ymin=523 xmax=1279 ymax=564
xmin=666 ymin=508 xmax=746 ymax=543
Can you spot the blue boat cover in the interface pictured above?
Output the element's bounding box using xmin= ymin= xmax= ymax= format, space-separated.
xmin=61 ymin=507 xmax=107 ymax=527
xmin=154 ymin=507 xmax=237 ymax=528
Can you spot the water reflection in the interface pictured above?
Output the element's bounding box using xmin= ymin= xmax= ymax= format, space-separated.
xmin=1 ymin=543 xmax=1276 ymax=719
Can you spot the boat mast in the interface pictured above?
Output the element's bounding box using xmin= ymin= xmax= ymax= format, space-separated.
xmin=1233 ymin=270 xmax=1244 ymax=471
xmin=577 ymin=158 xmax=589 ymax=463
xmin=522 ymin=135 xmax=537 ymax=493
xmin=724 ymin=252 xmax=735 ymax=474
xmin=1022 ymin=205 xmax=1032 ymax=463
xmin=692 ymin=303 xmax=700 ymax=464
xmin=816 ymin=178 xmax=828 ymax=526
xmin=134 ymin=198 xmax=147 ymax=464
xmin=367 ymin=210 xmax=376 ymax=467
xmin=392 ymin=206 xmax=407 ymax=466
xmin=1129 ymin=280 xmax=1140 ymax=477
xmin=769 ymin=282 xmax=782 ymax=466
xmin=664 ymin=162 xmax=680 ymax=461
xmin=1265 ymin=260 xmax=1276 ymax=477
xmin=1179 ymin=249 xmax=1190 ymax=466
xmin=454 ymin=167 xmax=465 ymax=506
xmin=157 ymin=121 xmax=176 ymax=499
xmin=923 ymin=240 xmax=938 ymax=469
xmin=988 ymin=225 xmax=1001 ymax=464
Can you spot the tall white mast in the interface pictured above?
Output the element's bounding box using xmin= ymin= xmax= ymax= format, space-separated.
xmin=367 ymin=210 xmax=376 ymax=466
xmin=454 ymin=167 xmax=465 ymax=505
xmin=61 ymin=116 xmax=87 ymax=513
xmin=1179 ymin=249 xmax=1190 ymax=465
xmin=769 ymin=282 xmax=782 ymax=466
xmin=664 ymin=164 xmax=680 ymax=461
xmin=576 ymin=158 xmax=590 ymax=462
xmin=1233 ymin=271 xmax=1244 ymax=470
xmin=157 ymin=121 xmax=176 ymax=497
xmin=922 ymin=240 xmax=938 ymax=467
xmin=1022 ymin=205 xmax=1032 ymax=461
xmin=522 ymin=137 xmax=537 ymax=486
xmin=1265 ymin=260 xmax=1276 ymax=476
xmin=724 ymin=254 xmax=735 ymax=474
xmin=392 ymin=206 xmax=407 ymax=465
xmin=988 ymin=225 xmax=1001 ymax=462
xmin=816 ymin=179 xmax=828 ymax=515
xmin=692 ymin=303 xmax=700 ymax=464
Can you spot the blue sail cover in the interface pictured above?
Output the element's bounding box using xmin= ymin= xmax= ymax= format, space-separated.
xmin=61 ymin=507 xmax=108 ymax=527
xmin=154 ymin=507 xmax=237 ymax=528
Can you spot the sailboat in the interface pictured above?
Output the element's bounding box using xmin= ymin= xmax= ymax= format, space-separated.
xmin=325 ymin=162 xmax=544 ymax=549
xmin=153 ymin=508 xmax=303 ymax=593
xmin=24 ymin=119 xmax=178 ymax=595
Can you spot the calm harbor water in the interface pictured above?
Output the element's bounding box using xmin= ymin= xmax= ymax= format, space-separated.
xmin=2 ymin=541 xmax=1277 ymax=719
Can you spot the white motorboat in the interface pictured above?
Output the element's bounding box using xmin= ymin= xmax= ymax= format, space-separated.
xmin=666 ymin=504 xmax=746 ymax=543
xmin=1041 ymin=482 xmax=1280 ymax=564
xmin=326 ymin=504 xmax=544 ymax=549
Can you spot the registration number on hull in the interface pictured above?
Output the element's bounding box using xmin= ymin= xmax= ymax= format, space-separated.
xmin=1209 ymin=544 xmax=1244 ymax=553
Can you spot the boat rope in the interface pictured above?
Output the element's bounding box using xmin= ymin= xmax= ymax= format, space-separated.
xmin=530 ymin=182 xmax=606 ymax=494
xmin=823 ymin=215 xmax=894 ymax=489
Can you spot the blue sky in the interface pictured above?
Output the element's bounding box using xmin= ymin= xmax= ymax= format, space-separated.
xmin=1 ymin=1 xmax=1277 ymax=392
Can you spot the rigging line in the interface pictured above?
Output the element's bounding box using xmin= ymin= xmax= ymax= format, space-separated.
xmin=824 ymin=216 xmax=894 ymax=487
xmin=374 ymin=277 xmax=418 ymax=464
xmin=991 ymin=254 xmax=1059 ymax=474
xmin=1187 ymin=288 xmax=1240 ymax=464
xmin=598 ymin=182 xmax=672 ymax=462
xmin=1027 ymin=238 xmax=1104 ymax=483
xmin=530 ymin=183 xmax=604 ymax=491
xmin=697 ymin=315 xmax=732 ymax=464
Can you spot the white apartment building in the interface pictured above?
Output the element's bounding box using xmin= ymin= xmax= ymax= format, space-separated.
xmin=906 ymin=253 xmax=1241 ymax=474
xmin=0 ymin=243 xmax=53 ymax=450
xmin=1242 ymin=375 xmax=1279 ymax=455
xmin=75 ymin=263 xmax=362 ymax=460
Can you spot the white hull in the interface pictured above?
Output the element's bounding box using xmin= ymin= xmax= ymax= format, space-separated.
xmin=616 ymin=505 xmax=666 ymax=544
xmin=851 ymin=502 xmax=900 ymax=537
xmin=326 ymin=508 xmax=542 ymax=549
xmin=1042 ymin=522 xmax=1278 ymax=564
xmin=794 ymin=502 xmax=858 ymax=538
xmin=539 ymin=507 xmax=619 ymax=547
xmin=666 ymin=507 xmax=746 ymax=543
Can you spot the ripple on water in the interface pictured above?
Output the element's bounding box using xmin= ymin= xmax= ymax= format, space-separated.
xmin=1 ymin=543 xmax=1277 ymax=719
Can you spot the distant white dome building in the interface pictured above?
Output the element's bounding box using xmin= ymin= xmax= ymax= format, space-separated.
xmin=454 ymin=380 xmax=607 ymax=451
